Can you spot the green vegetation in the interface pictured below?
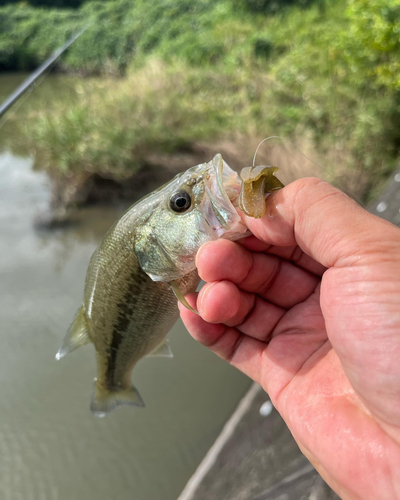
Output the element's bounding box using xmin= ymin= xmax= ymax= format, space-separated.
xmin=3 ymin=0 xmax=400 ymax=202
xmin=0 ymin=0 xmax=84 ymax=7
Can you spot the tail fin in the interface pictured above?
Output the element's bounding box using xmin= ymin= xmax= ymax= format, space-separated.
xmin=56 ymin=306 xmax=90 ymax=360
xmin=90 ymin=380 xmax=145 ymax=417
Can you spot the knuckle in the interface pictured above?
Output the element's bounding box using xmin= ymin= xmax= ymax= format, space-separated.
xmin=291 ymin=177 xmax=336 ymax=206
xmin=291 ymin=178 xmax=347 ymax=224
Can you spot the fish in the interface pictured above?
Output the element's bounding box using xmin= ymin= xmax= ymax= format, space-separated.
xmin=56 ymin=154 xmax=283 ymax=417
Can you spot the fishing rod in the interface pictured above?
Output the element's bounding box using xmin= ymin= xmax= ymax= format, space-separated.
xmin=0 ymin=26 xmax=88 ymax=119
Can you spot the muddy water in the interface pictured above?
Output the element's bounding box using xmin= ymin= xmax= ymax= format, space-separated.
xmin=0 ymin=74 xmax=250 ymax=500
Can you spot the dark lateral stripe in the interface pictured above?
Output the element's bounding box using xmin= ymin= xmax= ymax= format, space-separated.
xmin=106 ymin=268 xmax=148 ymax=387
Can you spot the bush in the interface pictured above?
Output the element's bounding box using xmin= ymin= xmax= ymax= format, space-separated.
xmin=238 ymin=0 xmax=321 ymax=14
xmin=26 ymin=60 xmax=251 ymax=177
xmin=0 ymin=5 xmax=82 ymax=71
xmin=0 ymin=0 xmax=84 ymax=6
xmin=5 ymin=0 xmax=400 ymax=201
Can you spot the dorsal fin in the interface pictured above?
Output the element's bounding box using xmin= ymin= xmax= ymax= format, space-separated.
xmin=56 ymin=306 xmax=90 ymax=360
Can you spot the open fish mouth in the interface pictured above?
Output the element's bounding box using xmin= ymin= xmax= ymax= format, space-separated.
xmin=203 ymin=154 xmax=249 ymax=239
xmin=204 ymin=154 xmax=285 ymax=222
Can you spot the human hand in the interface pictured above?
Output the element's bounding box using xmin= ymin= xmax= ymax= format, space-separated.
xmin=179 ymin=178 xmax=400 ymax=500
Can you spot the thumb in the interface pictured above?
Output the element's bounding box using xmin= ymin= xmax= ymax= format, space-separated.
xmin=241 ymin=177 xmax=400 ymax=269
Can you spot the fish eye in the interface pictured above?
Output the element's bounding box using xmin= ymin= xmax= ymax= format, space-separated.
xmin=169 ymin=191 xmax=192 ymax=213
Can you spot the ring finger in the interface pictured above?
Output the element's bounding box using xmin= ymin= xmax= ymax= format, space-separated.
xmin=197 ymin=281 xmax=286 ymax=342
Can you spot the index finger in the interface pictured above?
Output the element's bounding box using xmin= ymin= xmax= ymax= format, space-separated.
xmin=242 ymin=178 xmax=400 ymax=269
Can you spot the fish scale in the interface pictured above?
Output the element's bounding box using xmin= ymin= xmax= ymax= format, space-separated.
xmin=85 ymin=222 xmax=200 ymax=415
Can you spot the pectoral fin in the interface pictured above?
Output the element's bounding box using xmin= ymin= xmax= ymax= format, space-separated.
xmin=170 ymin=280 xmax=199 ymax=315
xmin=147 ymin=339 xmax=173 ymax=358
xmin=239 ymin=166 xmax=284 ymax=218
xmin=56 ymin=306 xmax=90 ymax=360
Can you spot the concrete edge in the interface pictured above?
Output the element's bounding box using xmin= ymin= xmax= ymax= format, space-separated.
xmin=177 ymin=382 xmax=261 ymax=500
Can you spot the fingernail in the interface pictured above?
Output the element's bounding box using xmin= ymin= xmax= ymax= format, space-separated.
xmin=197 ymin=282 xmax=216 ymax=315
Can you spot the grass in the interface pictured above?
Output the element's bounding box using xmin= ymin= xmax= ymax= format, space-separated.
xmin=4 ymin=0 xmax=400 ymax=203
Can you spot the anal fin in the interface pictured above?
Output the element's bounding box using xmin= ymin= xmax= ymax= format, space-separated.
xmin=56 ymin=306 xmax=90 ymax=360
xmin=90 ymin=380 xmax=145 ymax=417
xmin=147 ymin=339 xmax=173 ymax=358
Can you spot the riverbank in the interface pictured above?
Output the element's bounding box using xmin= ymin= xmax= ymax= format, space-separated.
xmin=3 ymin=0 xmax=400 ymax=209
xmin=0 ymin=70 xmax=328 ymax=217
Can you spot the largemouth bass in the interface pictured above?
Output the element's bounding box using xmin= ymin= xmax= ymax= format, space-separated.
xmin=56 ymin=154 xmax=283 ymax=417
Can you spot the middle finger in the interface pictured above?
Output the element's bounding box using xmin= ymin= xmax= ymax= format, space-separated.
xmin=196 ymin=240 xmax=320 ymax=309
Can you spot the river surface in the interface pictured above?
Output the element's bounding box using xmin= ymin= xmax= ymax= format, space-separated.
xmin=0 ymin=73 xmax=250 ymax=500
